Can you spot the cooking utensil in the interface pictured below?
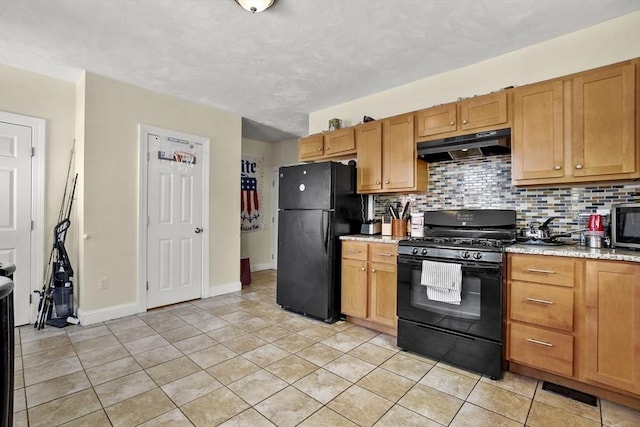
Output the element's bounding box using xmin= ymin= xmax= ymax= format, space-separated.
xmin=401 ymin=201 xmax=410 ymax=219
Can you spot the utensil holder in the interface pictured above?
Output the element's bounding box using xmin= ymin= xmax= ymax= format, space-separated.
xmin=392 ymin=219 xmax=407 ymax=237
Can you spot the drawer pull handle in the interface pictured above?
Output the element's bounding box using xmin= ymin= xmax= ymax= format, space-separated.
xmin=526 ymin=338 xmax=554 ymax=347
xmin=526 ymin=268 xmax=556 ymax=274
xmin=346 ymin=250 xmax=361 ymax=253
xmin=378 ymin=253 xmax=394 ymax=257
xmin=526 ymin=297 xmax=554 ymax=305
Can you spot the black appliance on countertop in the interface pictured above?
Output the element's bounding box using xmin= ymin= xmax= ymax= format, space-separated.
xmin=276 ymin=162 xmax=362 ymax=323
xmin=396 ymin=209 xmax=516 ymax=379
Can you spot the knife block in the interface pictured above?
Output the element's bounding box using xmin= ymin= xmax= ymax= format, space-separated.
xmin=381 ymin=217 xmax=392 ymax=236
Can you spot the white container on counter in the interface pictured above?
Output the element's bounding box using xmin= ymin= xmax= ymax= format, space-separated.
xmin=411 ymin=213 xmax=424 ymax=237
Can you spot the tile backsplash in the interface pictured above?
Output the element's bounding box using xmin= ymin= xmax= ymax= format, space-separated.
xmin=374 ymin=155 xmax=640 ymax=235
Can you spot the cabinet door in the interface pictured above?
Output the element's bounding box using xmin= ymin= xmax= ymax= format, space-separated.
xmin=573 ymin=62 xmax=637 ymax=178
xmin=415 ymin=103 xmax=457 ymax=138
xmin=324 ymin=128 xmax=356 ymax=157
xmin=459 ymin=92 xmax=509 ymax=132
xmin=341 ymin=258 xmax=368 ymax=318
xmin=512 ymin=80 xmax=565 ymax=181
xmin=356 ymin=121 xmax=383 ymax=192
xmin=382 ymin=114 xmax=415 ymax=190
xmin=298 ymin=134 xmax=324 ymax=161
xmin=369 ymin=261 xmax=397 ymax=328
xmin=583 ymin=261 xmax=640 ymax=394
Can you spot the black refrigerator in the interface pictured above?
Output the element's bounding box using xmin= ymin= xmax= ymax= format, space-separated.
xmin=277 ymin=161 xmax=361 ymax=322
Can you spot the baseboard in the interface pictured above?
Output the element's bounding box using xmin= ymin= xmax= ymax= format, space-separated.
xmin=209 ymin=281 xmax=241 ymax=297
xmin=250 ymin=262 xmax=271 ymax=272
xmin=77 ymin=302 xmax=140 ymax=326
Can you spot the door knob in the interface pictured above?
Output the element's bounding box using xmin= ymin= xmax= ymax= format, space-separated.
xmin=195 ymin=227 xmax=203 ymax=234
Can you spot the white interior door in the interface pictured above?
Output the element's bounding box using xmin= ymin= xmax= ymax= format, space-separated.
xmin=0 ymin=121 xmax=32 ymax=325
xmin=147 ymin=134 xmax=203 ymax=308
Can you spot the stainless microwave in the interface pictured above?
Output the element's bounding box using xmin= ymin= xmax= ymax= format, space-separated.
xmin=611 ymin=203 xmax=640 ymax=250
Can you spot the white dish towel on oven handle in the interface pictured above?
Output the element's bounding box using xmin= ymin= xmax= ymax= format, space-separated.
xmin=420 ymin=260 xmax=462 ymax=305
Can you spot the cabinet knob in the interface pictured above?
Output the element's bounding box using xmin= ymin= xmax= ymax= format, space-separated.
xmin=449 ymin=121 xmax=455 ymax=126
xmin=462 ymin=120 xmax=468 ymax=124
xmin=576 ymin=164 xmax=583 ymax=169
xmin=371 ymin=269 xmax=376 ymax=273
xmin=325 ymin=147 xmax=330 ymax=150
xmin=375 ymin=180 xmax=380 ymax=185
xmin=554 ymin=165 xmax=561 ymax=170
xmin=384 ymin=180 xmax=390 ymax=184
xmin=317 ymin=147 xmax=322 ymax=151
xmin=360 ymin=267 xmax=365 ymax=271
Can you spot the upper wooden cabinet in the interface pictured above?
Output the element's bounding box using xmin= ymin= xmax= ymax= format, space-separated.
xmin=512 ymin=60 xmax=639 ymax=186
xmin=416 ymin=91 xmax=510 ymax=140
xmin=356 ymin=114 xmax=428 ymax=194
xmin=298 ymin=127 xmax=356 ymax=162
xmin=582 ymin=260 xmax=640 ymax=395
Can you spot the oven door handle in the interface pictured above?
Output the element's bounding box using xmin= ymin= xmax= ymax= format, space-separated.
xmin=398 ymin=257 xmax=502 ymax=272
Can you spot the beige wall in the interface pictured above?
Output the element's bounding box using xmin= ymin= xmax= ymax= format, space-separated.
xmin=241 ymin=138 xmax=274 ymax=270
xmin=0 ymin=65 xmax=77 ymax=263
xmin=309 ymin=12 xmax=640 ymax=132
xmin=77 ymin=72 xmax=242 ymax=317
xmin=272 ymin=138 xmax=300 ymax=167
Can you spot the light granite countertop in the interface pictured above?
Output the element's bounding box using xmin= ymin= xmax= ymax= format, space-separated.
xmin=340 ymin=234 xmax=402 ymax=244
xmin=506 ymin=243 xmax=640 ymax=263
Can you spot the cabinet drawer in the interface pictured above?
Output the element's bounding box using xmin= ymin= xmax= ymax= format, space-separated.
xmin=510 ymin=281 xmax=574 ymax=332
xmin=342 ymin=241 xmax=368 ymax=261
xmin=509 ymin=254 xmax=574 ymax=287
xmin=369 ymin=243 xmax=397 ymax=264
xmin=509 ymin=322 xmax=573 ymax=377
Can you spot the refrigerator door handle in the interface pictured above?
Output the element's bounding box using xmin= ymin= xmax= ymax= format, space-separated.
xmin=322 ymin=210 xmax=330 ymax=253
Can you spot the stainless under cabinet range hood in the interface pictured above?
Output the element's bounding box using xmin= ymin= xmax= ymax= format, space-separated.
xmin=417 ymin=128 xmax=511 ymax=162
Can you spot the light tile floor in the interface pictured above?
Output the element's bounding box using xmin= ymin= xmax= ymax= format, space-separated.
xmin=12 ymin=270 xmax=640 ymax=426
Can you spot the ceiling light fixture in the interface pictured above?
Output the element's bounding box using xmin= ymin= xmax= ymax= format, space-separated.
xmin=234 ymin=0 xmax=276 ymax=13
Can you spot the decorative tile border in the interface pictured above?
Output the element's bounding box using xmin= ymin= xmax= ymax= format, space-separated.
xmin=374 ymin=155 xmax=640 ymax=235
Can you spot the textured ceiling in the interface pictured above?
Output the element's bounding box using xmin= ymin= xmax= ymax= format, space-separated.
xmin=1 ymin=0 xmax=639 ymax=142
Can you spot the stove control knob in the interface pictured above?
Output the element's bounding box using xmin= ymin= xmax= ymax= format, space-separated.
xmin=473 ymin=252 xmax=482 ymax=260
xmin=461 ymin=251 xmax=470 ymax=259
xmin=421 ymin=248 xmax=428 ymax=255
xmin=412 ymin=248 xmax=418 ymax=255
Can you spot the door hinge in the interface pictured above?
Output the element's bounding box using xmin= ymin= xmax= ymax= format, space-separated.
xmin=146 ymin=281 xmax=149 ymax=291
xmin=29 ymin=294 xmax=32 ymax=304
xmin=147 ymin=152 xmax=150 ymax=161
xmin=31 ymin=147 xmax=35 ymax=157
xmin=31 ymin=220 xmax=34 ymax=231
xmin=147 ymin=216 xmax=150 ymax=226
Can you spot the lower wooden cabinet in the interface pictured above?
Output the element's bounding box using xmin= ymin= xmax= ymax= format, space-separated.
xmin=508 ymin=253 xmax=640 ymax=402
xmin=582 ymin=260 xmax=640 ymax=395
xmin=341 ymin=240 xmax=397 ymax=334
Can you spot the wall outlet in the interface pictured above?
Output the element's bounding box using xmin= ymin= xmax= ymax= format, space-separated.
xmin=99 ymin=277 xmax=108 ymax=290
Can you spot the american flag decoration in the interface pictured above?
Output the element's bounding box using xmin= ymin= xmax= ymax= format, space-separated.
xmin=241 ymin=156 xmax=264 ymax=232
xmin=241 ymin=176 xmax=259 ymax=215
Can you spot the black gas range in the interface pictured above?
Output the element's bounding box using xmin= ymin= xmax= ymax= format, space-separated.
xmin=396 ymin=209 xmax=516 ymax=379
